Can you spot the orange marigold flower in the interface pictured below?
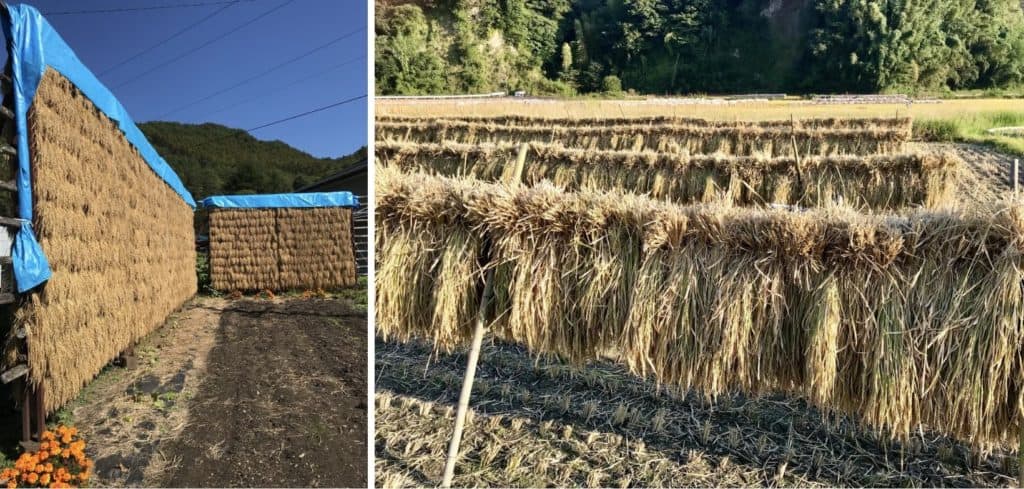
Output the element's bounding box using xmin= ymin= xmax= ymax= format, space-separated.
xmin=33 ymin=465 xmax=44 ymax=474
xmin=25 ymin=473 xmax=37 ymax=484
xmin=43 ymin=464 xmax=52 ymax=474
xmin=40 ymin=431 xmax=55 ymax=442
xmin=39 ymin=473 xmax=50 ymax=485
xmin=36 ymin=451 xmax=48 ymax=460
xmin=6 ymin=480 xmax=15 ymax=489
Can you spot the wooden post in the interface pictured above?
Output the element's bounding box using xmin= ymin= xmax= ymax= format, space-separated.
xmin=440 ymin=276 xmax=495 ymax=488
xmin=440 ymin=144 xmax=529 ymax=488
xmin=19 ymin=378 xmax=30 ymax=443
xmin=1014 ymin=159 xmax=1019 ymax=195
xmin=33 ymin=383 xmax=44 ymax=439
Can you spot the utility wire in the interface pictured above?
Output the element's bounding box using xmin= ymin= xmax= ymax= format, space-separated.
xmin=203 ymin=54 xmax=365 ymax=117
xmin=112 ymin=0 xmax=296 ymax=89
xmin=190 ymin=94 xmax=367 ymax=150
xmin=43 ymin=1 xmax=251 ymax=16
xmin=99 ymin=1 xmax=241 ymax=76
xmin=155 ymin=26 xmax=365 ymax=119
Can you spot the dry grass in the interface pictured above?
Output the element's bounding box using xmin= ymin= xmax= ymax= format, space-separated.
xmin=375 ymin=166 xmax=1024 ymax=448
xmin=209 ymin=207 xmax=357 ymax=292
xmin=376 ymin=120 xmax=910 ymax=156
xmin=377 ymin=141 xmax=962 ymax=209
xmin=6 ymin=69 xmax=197 ymax=412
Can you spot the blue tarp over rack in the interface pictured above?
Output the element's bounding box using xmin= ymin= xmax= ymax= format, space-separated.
xmin=2 ymin=4 xmax=197 ymax=293
xmin=200 ymin=192 xmax=360 ymax=209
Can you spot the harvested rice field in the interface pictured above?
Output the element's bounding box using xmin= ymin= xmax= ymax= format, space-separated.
xmin=2 ymin=293 xmax=368 ymax=488
xmin=376 ymin=338 xmax=1017 ymax=488
xmin=374 ymin=109 xmax=1024 ymax=487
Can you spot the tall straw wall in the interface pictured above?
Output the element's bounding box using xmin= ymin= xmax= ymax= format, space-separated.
xmin=378 ymin=115 xmax=914 ymax=132
xmin=11 ymin=70 xmax=196 ymax=412
xmin=376 ymin=166 xmax=1024 ymax=448
xmin=375 ymin=121 xmax=910 ymax=156
xmin=209 ymin=207 xmax=356 ymax=292
xmin=377 ymin=141 xmax=962 ymax=210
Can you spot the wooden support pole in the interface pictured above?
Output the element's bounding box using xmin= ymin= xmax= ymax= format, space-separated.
xmin=1014 ymin=158 xmax=1019 ymax=195
xmin=33 ymin=383 xmax=44 ymax=439
xmin=440 ymin=275 xmax=495 ymax=488
xmin=440 ymin=144 xmax=529 ymax=488
xmin=19 ymin=378 xmax=30 ymax=443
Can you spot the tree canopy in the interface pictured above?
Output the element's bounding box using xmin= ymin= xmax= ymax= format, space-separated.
xmin=374 ymin=0 xmax=1024 ymax=95
xmin=139 ymin=121 xmax=366 ymax=199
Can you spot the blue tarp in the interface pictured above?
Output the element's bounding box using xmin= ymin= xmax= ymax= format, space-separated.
xmin=3 ymin=4 xmax=196 ymax=292
xmin=200 ymin=192 xmax=360 ymax=209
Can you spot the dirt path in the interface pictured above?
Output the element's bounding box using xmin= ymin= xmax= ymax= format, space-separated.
xmin=64 ymin=295 xmax=367 ymax=488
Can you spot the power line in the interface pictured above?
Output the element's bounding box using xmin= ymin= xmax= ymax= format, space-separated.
xmin=43 ymin=1 xmax=250 ymax=16
xmin=155 ymin=26 xmax=365 ymax=119
xmin=247 ymin=94 xmax=366 ymax=132
xmin=112 ymin=0 xmax=297 ymax=89
xmin=202 ymin=55 xmax=364 ymax=118
xmin=99 ymin=1 xmax=242 ymax=76
xmin=190 ymin=94 xmax=367 ymax=150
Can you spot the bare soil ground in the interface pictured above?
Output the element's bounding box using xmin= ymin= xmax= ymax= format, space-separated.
xmin=52 ymin=295 xmax=366 ymax=488
xmin=374 ymin=142 xmax=1024 ymax=488
xmin=376 ymin=339 xmax=1018 ymax=488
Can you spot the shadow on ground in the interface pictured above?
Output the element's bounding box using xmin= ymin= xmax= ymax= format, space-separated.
xmin=376 ymin=338 xmax=1018 ymax=488
xmin=155 ymin=298 xmax=368 ymax=488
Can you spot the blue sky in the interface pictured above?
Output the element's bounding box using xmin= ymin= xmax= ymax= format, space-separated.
xmin=2 ymin=0 xmax=367 ymax=158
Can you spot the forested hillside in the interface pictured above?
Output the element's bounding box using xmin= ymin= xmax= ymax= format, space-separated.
xmin=375 ymin=0 xmax=1024 ymax=95
xmin=139 ymin=121 xmax=366 ymax=199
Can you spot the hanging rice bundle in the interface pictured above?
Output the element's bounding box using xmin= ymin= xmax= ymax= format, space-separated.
xmin=208 ymin=206 xmax=357 ymax=292
xmin=378 ymin=114 xmax=914 ymax=132
xmin=375 ymin=120 xmax=910 ymax=156
xmin=9 ymin=70 xmax=196 ymax=412
xmin=377 ymin=141 xmax=962 ymax=210
xmin=375 ymin=166 xmax=1024 ymax=449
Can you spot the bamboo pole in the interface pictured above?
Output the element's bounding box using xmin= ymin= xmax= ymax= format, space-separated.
xmin=1014 ymin=159 xmax=1019 ymax=195
xmin=441 ymin=143 xmax=529 ymax=488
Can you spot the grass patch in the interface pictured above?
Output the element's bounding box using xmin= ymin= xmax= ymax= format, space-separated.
xmin=904 ymin=111 xmax=1024 ymax=155
xmin=336 ymin=276 xmax=368 ymax=311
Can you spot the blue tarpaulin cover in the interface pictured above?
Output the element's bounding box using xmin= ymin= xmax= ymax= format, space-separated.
xmin=3 ymin=4 xmax=197 ymax=292
xmin=200 ymin=192 xmax=360 ymax=209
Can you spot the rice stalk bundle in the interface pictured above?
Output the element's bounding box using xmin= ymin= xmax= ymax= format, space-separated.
xmin=375 ymin=166 xmax=1024 ymax=448
xmin=208 ymin=207 xmax=357 ymax=291
xmin=6 ymin=70 xmax=197 ymax=412
xmin=376 ymin=141 xmax=962 ymax=210
xmin=378 ymin=115 xmax=913 ymax=132
xmin=375 ymin=120 xmax=910 ymax=156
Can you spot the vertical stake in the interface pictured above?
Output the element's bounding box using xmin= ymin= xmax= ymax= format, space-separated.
xmin=33 ymin=383 xmax=44 ymax=439
xmin=1014 ymin=159 xmax=1019 ymax=195
xmin=19 ymin=378 xmax=30 ymax=443
xmin=441 ymin=144 xmax=529 ymax=488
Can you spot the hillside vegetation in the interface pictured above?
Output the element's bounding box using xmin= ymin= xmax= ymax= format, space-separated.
xmin=139 ymin=121 xmax=366 ymax=199
xmin=375 ymin=0 xmax=1024 ymax=95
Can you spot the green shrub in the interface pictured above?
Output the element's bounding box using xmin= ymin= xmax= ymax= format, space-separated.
xmin=601 ymin=75 xmax=623 ymax=94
